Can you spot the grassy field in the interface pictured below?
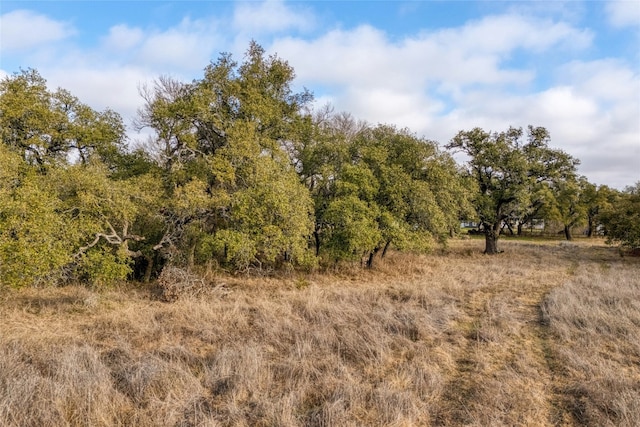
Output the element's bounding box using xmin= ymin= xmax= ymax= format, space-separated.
xmin=1 ymin=238 xmax=638 ymax=426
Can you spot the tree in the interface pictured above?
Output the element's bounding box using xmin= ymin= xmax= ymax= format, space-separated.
xmin=0 ymin=69 xmax=126 ymax=168
xmin=50 ymin=162 xmax=160 ymax=285
xmin=0 ymin=70 xmax=158 ymax=286
xmin=299 ymin=116 xmax=471 ymax=266
xmin=447 ymin=126 xmax=578 ymax=254
xmin=600 ymin=183 xmax=640 ymax=250
xmin=508 ymin=183 xmax=555 ymax=236
xmin=549 ymin=176 xmax=590 ymax=241
xmin=581 ymin=183 xmax=615 ymax=238
xmin=0 ymin=69 xmax=67 ymax=166
xmin=136 ymin=42 xmax=315 ymax=271
xmin=355 ymin=125 xmax=472 ymax=265
xmin=0 ymin=145 xmax=71 ymax=287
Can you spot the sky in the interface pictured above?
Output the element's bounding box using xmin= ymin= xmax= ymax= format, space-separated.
xmin=1 ymin=0 xmax=639 ymax=189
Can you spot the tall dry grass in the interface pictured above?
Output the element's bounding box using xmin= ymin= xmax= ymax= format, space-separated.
xmin=0 ymin=238 xmax=638 ymax=426
xmin=542 ymin=262 xmax=640 ymax=426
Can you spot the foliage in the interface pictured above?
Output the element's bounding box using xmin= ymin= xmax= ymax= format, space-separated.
xmin=600 ymin=183 xmax=640 ymax=250
xmin=51 ymin=162 xmax=157 ymax=284
xmin=136 ymin=42 xmax=315 ymax=271
xmin=0 ymin=70 xmax=152 ymax=286
xmin=301 ymin=118 xmax=471 ymax=265
xmin=1 ymin=44 xmax=637 ymax=286
xmin=0 ymin=146 xmax=71 ymax=287
xmin=447 ymin=125 xmax=578 ymax=253
xmin=0 ymin=69 xmax=126 ymax=168
xmin=581 ymin=183 xmax=616 ymax=238
xmin=548 ymin=176 xmax=589 ymax=241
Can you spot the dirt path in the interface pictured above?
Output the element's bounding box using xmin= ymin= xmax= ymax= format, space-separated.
xmin=431 ymin=260 xmax=577 ymax=426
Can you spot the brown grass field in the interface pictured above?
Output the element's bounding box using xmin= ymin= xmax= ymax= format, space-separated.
xmin=1 ymin=238 xmax=638 ymax=426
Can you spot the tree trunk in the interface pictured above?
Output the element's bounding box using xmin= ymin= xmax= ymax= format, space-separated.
xmin=381 ymin=240 xmax=392 ymax=258
xmin=587 ymin=217 xmax=594 ymax=238
xmin=505 ymin=221 xmax=515 ymax=235
xmin=366 ymin=246 xmax=381 ymax=269
xmin=484 ymin=224 xmax=500 ymax=254
xmin=517 ymin=221 xmax=523 ymax=236
xmin=143 ymin=255 xmax=153 ymax=283
xmin=313 ymin=230 xmax=321 ymax=256
xmin=564 ymin=225 xmax=573 ymax=241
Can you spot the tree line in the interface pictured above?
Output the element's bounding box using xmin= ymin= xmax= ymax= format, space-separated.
xmin=1 ymin=42 xmax=637 ymax=288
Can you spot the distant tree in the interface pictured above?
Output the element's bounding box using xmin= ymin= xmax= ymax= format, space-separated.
xmin=508 ymin=183 xmax=555 ymax=236
xmin=447 ymin=126 xmax=578 ymax=254
xmin=581 ymin=183 xmax=615 ymax=238
xmin=549 ymin=176 xmax=590 ymax=241
xmin=600 ymin=183 xmax=640 ymax=250
xmin=299 ymin=117 xmax=471 ymax=266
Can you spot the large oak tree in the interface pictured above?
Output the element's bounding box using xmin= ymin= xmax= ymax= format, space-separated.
xmin=447 ymin=126 xmax=577 ymax=254
xmin=0 ymin=70 xmax=149 ymax=286
xmin=136 ymin=42 xmax=315 ymax=271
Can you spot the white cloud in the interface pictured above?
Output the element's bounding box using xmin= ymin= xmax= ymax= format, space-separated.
xmin=270 ymin=13 xmax=637 ymax=188
xmin=565 ymin=60 xmax=640 ymax=187
xmin=233 ymin=0 xmax=314 ymax=35
xmin=505 ymin=1 xmax=588 ymax=25
xmin=606 ymin=0 xmax=640 ymax=29
xmin=561 ymin=59 xmax=639 ymax=102
xmin=0 ymin=10 xmax=75 ymax=53
xmin=271 ymin=12 xmax=591 ymax=134
xmin=336 ymin=86 xmax=443 ymax=132
xmin=1 ymin=5 xmax=635 ymax=188
xmin=430 ymin=13 xmax=593 ymax=54
xmin=45 ymin=66 xmax=154 ymax=120
xmin=138 ymin=29 xmax=211 ymax=70
xmin=103 ymin=24 xmax=145 ymax=51
xmin=103 ymin=17 xmax=223 ymax=71
xmin=434 ymin=61 xmax=640 ymax=189
xmin=273 ymin=13 xmax=590 ymax=93
xmin=535 ymin=87 xmax=599 ymax=122
xmin=274 ymin=25 xmax=531 ymax=105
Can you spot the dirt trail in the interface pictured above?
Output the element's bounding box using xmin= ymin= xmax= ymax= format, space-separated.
xmin=431 ymin=260 xmax=577 ymax=426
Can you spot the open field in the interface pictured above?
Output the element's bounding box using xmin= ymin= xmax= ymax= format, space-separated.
xmin=1 ymin=239 xmax=639 ymax=426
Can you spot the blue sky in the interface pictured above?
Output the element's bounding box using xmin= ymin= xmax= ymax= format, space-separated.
xmin=1 ymin=0 xmax=639 ymax=188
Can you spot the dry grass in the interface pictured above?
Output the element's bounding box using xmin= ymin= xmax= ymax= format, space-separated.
xmin=0 ymin=238 xmax=638 ymax=426
xmin=541 ymin=259 xmax=640 ymax=426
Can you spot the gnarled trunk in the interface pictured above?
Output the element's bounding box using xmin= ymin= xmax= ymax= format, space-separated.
xmin=484 ymin=224 xmax=500 ymax=254
xmin=366 ymin=246 xmax=382 ymax=269
xmin=564 ymin=225 xmax=573 ymax=241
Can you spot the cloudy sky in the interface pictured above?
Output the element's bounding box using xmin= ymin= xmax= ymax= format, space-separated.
xmin=1 ymin=1 xmax=639 ymax=189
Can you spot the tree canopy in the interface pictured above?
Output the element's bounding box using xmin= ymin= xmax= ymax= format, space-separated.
xmin=0 ymin=44 xmax=635 ymax=288
xmin=447 ymin=126 xmax=578 ymax=254
xmin=600 ymin=183 xmax=640 ymax=250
